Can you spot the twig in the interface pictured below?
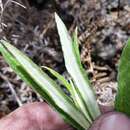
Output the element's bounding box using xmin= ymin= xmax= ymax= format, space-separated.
xmin=0 ymin=72 xmax=22 ymax=106
xmin=7 ymin=81 xmax=23 ymax=107
xmin=40 ymin=16 xmax=54 ymax=38
xmin=0 ymin=0 xmax=3 ymax=12
xmin=11 ymin=0 xmax=26 ymax=9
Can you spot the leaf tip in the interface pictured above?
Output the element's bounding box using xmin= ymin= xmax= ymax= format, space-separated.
xmin=54 ymin=12 xmax=59 ymax=23
xmin=55 ymin=13 xmax=63 ymax=29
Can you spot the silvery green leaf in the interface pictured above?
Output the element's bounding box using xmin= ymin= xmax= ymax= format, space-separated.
xmin=55 ymin=13 xmax=100 ymax=121
xmin=0 ymin=40 xmax=90 ymax=130
xmin=69 ymin=79 xmax=92 ymax=123
xmin=42 ymin=66 xmax=72 ymax=94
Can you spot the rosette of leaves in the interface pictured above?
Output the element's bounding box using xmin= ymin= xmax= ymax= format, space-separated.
xmin=1 ymin=13 xmax=130 ymax=130
xmin=0 ymin=13 xmax=100 ymax=130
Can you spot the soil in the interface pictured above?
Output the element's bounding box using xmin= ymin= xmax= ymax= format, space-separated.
xmin=0 ymin=0 xmax=130 ymax=118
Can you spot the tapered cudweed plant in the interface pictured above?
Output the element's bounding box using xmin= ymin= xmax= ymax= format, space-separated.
xmin=0 ymin=13 xmax=130 ymax=130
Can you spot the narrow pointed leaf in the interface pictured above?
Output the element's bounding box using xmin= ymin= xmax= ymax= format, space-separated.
xmin=43 ymin=65 xmax=92 ymax=123
xmin=55 ymin=13 xmax=100 ymax=120
xmin=72 ymin=28 xmax=81 ymax=65
xmin=115 ymin=39 xmax=130 ymax=116
xmin=42 ymin=66 xmax=72 ymax=93
xmin=70 ymin=80 xmax=92 ymax=123
xmin=0 ymin=40 xmax=90 ymax=130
